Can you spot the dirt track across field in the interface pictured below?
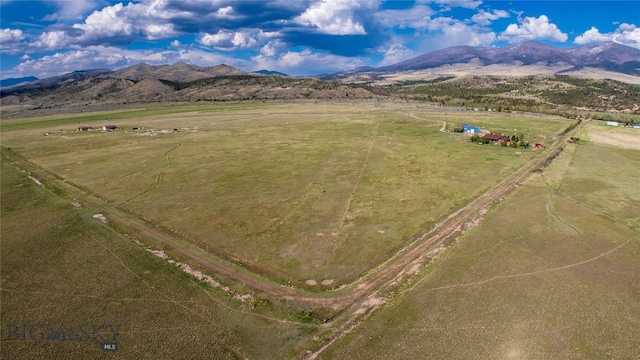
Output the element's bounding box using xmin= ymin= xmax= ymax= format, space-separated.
xmin=0 ymin=117 xmax=587 ymax=353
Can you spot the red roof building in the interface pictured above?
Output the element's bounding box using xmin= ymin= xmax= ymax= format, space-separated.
xmin=483 ymin=134 xmax=510 ymax=142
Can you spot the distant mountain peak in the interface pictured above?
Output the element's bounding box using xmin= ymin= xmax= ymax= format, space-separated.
xmin=0 ymin=76 xmax=38 ymax=88
xmin=345 ymin=41 xmax=640 ymax=78
xmin=252 ymin=69 xmax=288 ymax=76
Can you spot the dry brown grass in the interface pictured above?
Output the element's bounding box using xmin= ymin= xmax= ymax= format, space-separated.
xmin=320 ymin=131 xmax=640 ymax=360
xmin=578 ymin=122 xmax=640 ymax=150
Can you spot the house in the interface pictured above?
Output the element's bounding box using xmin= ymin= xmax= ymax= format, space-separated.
xmin=463 ymin=123 xmax=481 ymax=133
xmin=606 ymin=121 xmax=619 ymax=126
xmin=102 ymin=125 xmax=118 ymax=131
xmin=76 ymin=126 xmax=93 ymax=131
xmin=483 ymin=134 xmax=510 ymax=142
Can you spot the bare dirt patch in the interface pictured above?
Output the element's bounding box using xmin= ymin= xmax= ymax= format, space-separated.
xmin=584 ymin=126 xmax=640 ymax=150
xmin=353 ymin=297 xmax=386 ymax=315
xmin=305 ymin=279 xmax=317 ymax=286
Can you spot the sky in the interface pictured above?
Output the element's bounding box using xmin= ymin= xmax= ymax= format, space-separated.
xmin=1 ymin=0 xmax=639 ymax=79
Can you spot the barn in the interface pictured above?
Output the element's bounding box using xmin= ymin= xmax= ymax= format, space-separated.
xmin=102 ymin=125 xmax=118 ymax=131
xmin=76 ymin=126 xmax=93 ymax=131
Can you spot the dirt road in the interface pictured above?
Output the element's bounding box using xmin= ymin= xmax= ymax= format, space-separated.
xmin=0 ymin=117 xmax=586 ymax=327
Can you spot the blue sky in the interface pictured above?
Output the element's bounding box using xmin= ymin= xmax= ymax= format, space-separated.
xmin=1 ymin=0 xmax=638 ymax=79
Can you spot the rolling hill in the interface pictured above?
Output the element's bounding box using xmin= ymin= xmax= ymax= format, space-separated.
xmin=0 ymin=63 xmax=381 ymax=113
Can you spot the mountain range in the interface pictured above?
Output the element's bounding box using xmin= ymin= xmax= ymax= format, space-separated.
xmin=383 ymin=41 xmax=639 ymax=72
xmin=1 ymin=41 xmax=639 ymax=114
xmin=323 ymin=41 xmax=640 ymax=83
xmin=3 ymin=41 xmax=639 ymax=92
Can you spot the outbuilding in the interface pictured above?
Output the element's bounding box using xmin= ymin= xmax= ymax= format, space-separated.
xmin=76 ymin=126 xmax=93 ymax=131
xmin=483 ymin=134 xmax=510 ymax=142
xmin=463 ymin=123 xmax=481 ymax=133
xmin=102 ymin=125 xmax=118 ymax=131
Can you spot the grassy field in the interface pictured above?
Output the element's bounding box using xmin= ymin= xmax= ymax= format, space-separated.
xmin=320 ymin=126 xmax=640 ymax=359
xmin=1 ymin=157 xmax=323 ymax=359
xmin=0 ymin=103 xmax=571 ymax=285
xmin=3 ymin=102 xmax=636 ymax=359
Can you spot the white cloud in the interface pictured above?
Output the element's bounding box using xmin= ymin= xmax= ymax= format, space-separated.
xmin=77 ymin=2 xmax=180 ymax=41
xmin=34 ymin=31 xmax=69 ymax=49
xmin=573 ymin=23 xmax=640 ymax=49
xmin=200 ymin=30 xmax=253 ymax=49
xmin=251 ymin=49 xmax=366 ymax=75
xmin=471 ymin=9 xmax=509 ymax=26
xmin=0 ymin=28 xmax=24 ymax=43
xmin=377 ymin=43 xmax=414 ymax=66
xmin=32 ymin=1 xmax=185 ymax=50
xmin=432 ymin=0 xmax=483 ymax=10
xmin=613 ymin=24 xmax=640 ymax=49
xmin=260 ymin=40 xmax=286 ymax=57
xmin=375 ymin=5 xmax=433 ymax=29
xmin=43 ymin=0 xmax=101 ymax=20
xmin=199 ymin=29 xmax=279 ymax=50
xmin=216 ymin=6 xmax=234 ymax=18
xmin=170 ymin=40 xmax=181 ymax=47
xmin=7 ymin=45 xmax=248 ymax=79
xmin=498 ymin=15 xmax=568 ymax=43
xmin=74 ymin=3 xmax=134 ymax=39
xmin=574 ymin=27 xmax=612 ymax=45
xmin=295 ymin=0 xmax=378 ymax=35
xmin=436 ymin=19 xmax=496 ymax=46
xmin=1 ymin=27 xmax=27 ymax=55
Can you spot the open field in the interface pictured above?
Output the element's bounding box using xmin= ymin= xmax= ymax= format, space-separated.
xmin=6 ymin=102 xmax=628 ymax=359
xmin=0 ymin=103 xmax=571 ymax=285
xmin=0 ymin=158 xmax=320 ymax=359
xmin=320 ymin=128 xmax=640 ymax=359
xmin=578 ymin=121 xmax=640 ymax=150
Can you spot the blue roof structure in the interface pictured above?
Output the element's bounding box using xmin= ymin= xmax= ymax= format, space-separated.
xmin=463 ymin=123 xmax=480 ymax=133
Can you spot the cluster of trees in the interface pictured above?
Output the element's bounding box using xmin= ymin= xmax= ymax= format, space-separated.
xmin=560 ymin=119 xmax=582 ymax=136
xmin=468 ymin=133 xmax=529 ymax=148
xmin=388 ymin=75 xmax=640 ymax=117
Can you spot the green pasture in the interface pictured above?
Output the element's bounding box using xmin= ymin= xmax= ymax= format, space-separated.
xmin=0 ymin=103 xmax=570 ymax=284
xmin=0 ymin=102 xmax=287 ymax=131
xmin=0 ymin=158 xmax=322 ymax=359
xmin=322 ymin=138 xmax=640 ymax=359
